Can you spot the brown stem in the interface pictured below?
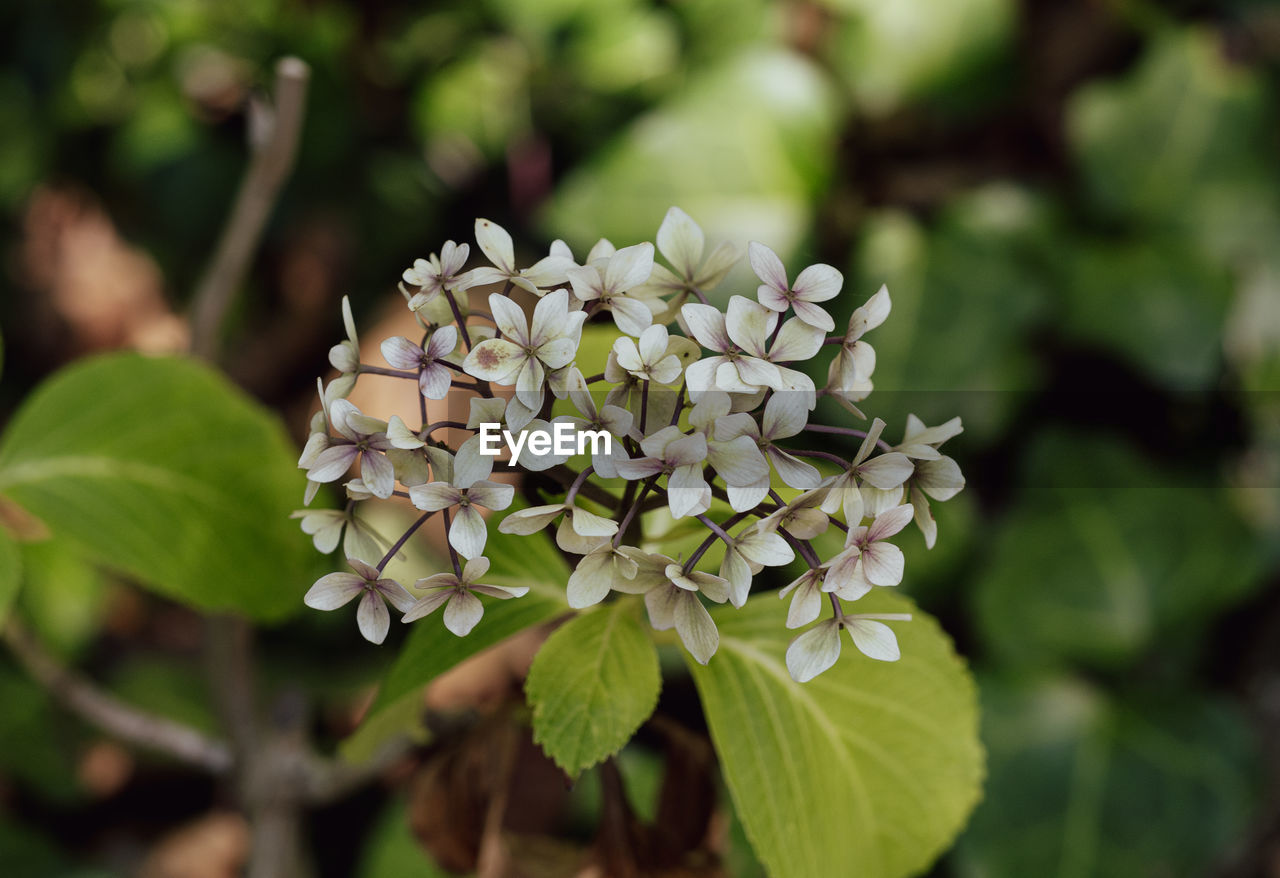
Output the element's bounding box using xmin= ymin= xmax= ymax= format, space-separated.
xmin=1 ymin=621 xmax=233 ymax=773
xmin=189 ymin=58 xmax=311 ymax=360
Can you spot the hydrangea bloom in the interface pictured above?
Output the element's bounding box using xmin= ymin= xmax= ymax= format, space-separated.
xmin=297 ymin=209 xmax=966 ymax=680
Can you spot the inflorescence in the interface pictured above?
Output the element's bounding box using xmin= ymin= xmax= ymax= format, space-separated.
xmin=295 ymin=208 xmax=964 ymax=682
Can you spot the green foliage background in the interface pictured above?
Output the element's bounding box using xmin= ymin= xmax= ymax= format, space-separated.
xmin=1 ymin=0 xmax=1279 ymax=875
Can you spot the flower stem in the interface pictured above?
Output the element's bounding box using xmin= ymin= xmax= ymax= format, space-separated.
xmin=376 ymin=510 xmax=434 ymax=573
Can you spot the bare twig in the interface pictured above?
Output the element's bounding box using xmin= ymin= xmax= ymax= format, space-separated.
xmin=189 ymin=57 xmax=311 ymax=360
xmin=1 ymin=621 xmax=233 ymax=773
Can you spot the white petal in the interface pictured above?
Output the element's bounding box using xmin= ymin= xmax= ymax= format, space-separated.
xmin=785 ymin=576 xmax=824 ymax=629
xmin=609 ymin=296 xmax=653 ymax=337
xmin=462 ymin=556 xmax=491 ymax=582
xmin=356 ymin=591 xmax=390 ymax=644
xmin=566 ymin=552 xmax=614 ymax=608
xmin=866 ymin=503 xmax=915 ymax=542
xmin=497 ymin=504 xmax=565 ymax=534
xmin=858 ymin=453 xmax=915 ymax=490
xmin=513 ymin=356 xmax=546 ymax=410
xmin=408 ymin=482 xmax=461 ymax=512
xmin=359 ymin=451 xmax=396 ymax=499
xmin=604 ymin=242 xmax=654 ymax=293
xmin=452 ymin=436 xmax=494 ymax=488
xmin=719 ymin=550 xmax=753 ymax=608
xmin=449 ymin=506 xmax=489 ymax=559
xmin=860 ymin=542 xmax=905 ymax=587
xmin=916 ymin=456 xmax=965 ymax=501
xmin=466 ymin=480 xmax=514 ymax=511
xmin=443 ymin=590 xmax=484 ymax=636
xmin=475 ymin=218 xmax=514 ymax=271
xmin=770 ymin=448 xmax=822 ymax=490
xmin=381 ymin=336 xmax=423 ymax=370
xmin=644 ymin=584 xmax=679 ymax=631
xmin=463 ymin=338 xmax=525 ymax=382
xmin=786 ymin=621 xmax=842 ymax=682
xmin=674 ymin=592 xmax=719 ymax=665
xmin=657 ymin=207 xmax=704 ymax=277
xmin=566 ymin=264 xmax=604 ymax=301
xmin=427 ymin=325 xmax=459 ymax=359
xmin=725 ymin=296 xmax=775 ymax=357
xmin=747 ymin=241 xmax=788 ymax=293
xmin=681 ymin=303 xmax=731 ymax=352
xmin=420 ymin=363 xmax=453 ymax=400
xmin=707 ymin=435 xmax=769 ymax=487
xmin=732 ymin=356 xmax=782 ymax=390
xmin=529 ymin=288 xmax=570 ymax=347
xmin=307 ymin=444 xmax=359 ymax=483
xmin=569 ymin=507 xmax=618 ymax=537
xmin=400 ymin=589 xmax=451 ymax=623
xmin=737 ymin=529 xmax=793 ymax=566
xmin=304 ymin=573 xmax=365 ymax=610
xmin=847 ymin=619 xmax=900 ymax=661
xmin=789 ymin=299 xmax=835 ymax=333
xmin=769 ymin=318 xmax=824 ymax=362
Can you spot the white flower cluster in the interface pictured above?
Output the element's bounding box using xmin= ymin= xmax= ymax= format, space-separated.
xmin=295 ymin=208 xmax=965 ymax=682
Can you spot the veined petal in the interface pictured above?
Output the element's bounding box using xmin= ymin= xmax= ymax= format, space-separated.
xmin=725 ymin=296 xmax=776 ymax=357
xmin=609 ymin=296 xmax=654 ymax=337
xmin=732 ymin=356 xmax=782 ymax=390
xmin=511 ymin=357 xmax=544 ymax=410
xmin=566 ymin=265 xmax=604 ymax=302
xmin=521 ymin=255 xmax=574 ymax=289
xmin=304 ymin=573 xmax=365 ymax=610
xmin=381 ymin=336 xmax=423 ymax=370
xmin=475 ymin=218 xmax=514 ymax=272
xmin=359 ymin=450 xmax=396 ymax=499
xmin=408 ymin=482 xmax=461 ymax=512
xmin=708 ymin=435 xmax=768 ymax=486
xmin=846 ymin=619 xmax=900 ymax=661
xmin=307 ymin=444 xmax=359 ymax=483
xmin=697 ymin=241 xmax=739 ymax=289
xmin=569 ymin=507 xmax=618 ymax=537
xmin=535 ymin=336 xmax=579 ymax=370
xmin=462 ymin=555 xmax=491 ymax=583
xmin=420 ymin=363 xmax=453 ymax=400
xmin=649 ymin=355 xmax=682 ymax=386
xmin=784 ymin=574 xmax=824 ymax=629
xmin=860 ymin=541 xmax=905 ymax=587
xmin=667 ymin=466 xmax=711 ymax=518
xmin=529 ymin=287 xmax=570 ymax=347
xmin=426 ymin=325 xmax=459 ymax=359
xmin=644 ymin=583 xmax=679 ymax=631
xmin=769 ymin=318 xmax=824 ymax=362
xmin=681 ymin=303 xmax=731 ymax=352
xmin=747 ymin=241 xmax=788 ymax=293
xmin=792 ymin=263 xmax=842 ymax=302
xmin=605 ymin=243 xmax=654 ymax=293
xmin=566 ymin=551 xmax=614 ymax=608
xmin=377 ymin=581 xmax=418 ymax=614
xmin=737 ymin=529 xmax=794 ymax=566
xmin=720 ymin=550 xmax=753 ymax=608
xmin=867 ymin=503 xmax=915 ymax=542
xmin=470 ymin=583 xmax=526 ymax=599
xmin=657 ymin=207 xmax=704 ymax=278
xmin=401 ymin=589 xmax=452 ymax=623
xmin=770 ymin=448 xmax=822 ymax=490
xmin=786 ymin=621 xmax=842 ymax=682
xmin=488 ymin=294 xmax=529 ymax=343
xmin=463 ymin=338 xmax=525 ymax=383
xmin=387 ymin=415 xmax=424 ymax=450
xmin=449 ymin=506 xmax=489 ymax=559
xmin=916 ymin=456 xmax=965 ymax=501
xmin=497 ymin=504 xmax=565 ymax=534
xmin=762 ymin=392 xmax=808 ymax=439
xmin=858 ymin=452 xmax=914 ymax=490
xmin=443 ymin=590 xmax=484 ymax=636
xmin=466 ymin=479 xmax=514 ymax=511
xmin=452 ymin=436 xmax=494 ymax=489
xmin=614 ymin=457 xmax=664 ymax=480
xmin=674 ymin=591 xmax=719 ymax=665
xmin=356 ymin=591 xmax=391 ymax=644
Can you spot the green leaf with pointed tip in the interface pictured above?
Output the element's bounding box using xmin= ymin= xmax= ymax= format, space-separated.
xmin=349 ymin=509 xmax=570 ymax=760
xmin=0 ymin=353 xmax=319 ymax=621
xmin=526 ymin=600 xmax=660 ymax=776
xmin=687 ymin=590 xmax=983 ymax=878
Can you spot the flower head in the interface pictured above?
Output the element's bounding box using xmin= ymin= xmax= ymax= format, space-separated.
xmin=402 ymin=240 xmax=473 ymax=312
xmin=644 ymin=558 xmax=730 ymax=664
xmin=401 ymin=556 xmax=528 ymax=635
xmin=748 ymin=241 xmax=842 ymax=331
xmin=380 ymin=326 xmax=458 ymax=400
xmin=408 ymin=437 xmax=515 ymax=558
xmin=304 ymin=558 xmax=415 ymax=644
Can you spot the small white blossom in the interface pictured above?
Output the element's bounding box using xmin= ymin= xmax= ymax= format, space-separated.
xmin=825 ymin=503 xmax=915 ymax=601
xmin=401 ymin=557 xmax=528 ymax=636
xmin=719 ymin=523 xmax=793 ymax=607
xmin=304 ymin=558 xmax=415 ymax=645
xmin=305 ymin=400 xmax=396 ymax=499
xmin=566 ymin=242 xmax=656 ymax=336
xmin=785 ymin=611 xmax=911 ymax=681
xmin=408 ymin=437 xmax=514 ymax=558
xmin=827 ymin=285 xmax=891 ymax=404
xmin=644 ymin=559 xmax=730 ymax=664
xmin=462 ymin=288 xmax=587 ymax=409
xmin=380 ymin=326 xmax=458 ymax=400
xmin=681 ymin=298 xmax=782 ymax=399
xmin=614 ymin=426 xmax=711 ymax=519
xmin=820 ymin=418 xmax=914 ymax=525
xmin=748 ymin=241 xmax=842 ymax=331
xmin=326 ymin=296 xmax=360 ymax=400
xmin=402 ymin=240 xmax=474 ymax=312
xmin=612 ymin=324 xmax=683 ymax=385
xmin=463 ymin=219 xmax=574 ymax=294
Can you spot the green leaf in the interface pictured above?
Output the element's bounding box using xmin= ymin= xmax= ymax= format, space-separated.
xmin=1059 ymin=238 xmax=1233 ymax=388
xmin=0 ymin=528 xmax=20 ymax=625
xmin=1067 ymin=28 xmax=1280 ymax=261
xmin=16 ymin=538 xmax=105 ymax=658
xmin=974 ymin=432 xmax=1266 ymax=670
xmin=688 ymin=590 xmax=983 ymax=878
xmin=0 ymin=353 xmax=318 ymax=621
xmin=348 ymin=511 xmax=570 ymax=759
xmin=526 ymin=600 xmax=660 ymax=776
xmin=955 ymin=673 xmax=1257 ymax=877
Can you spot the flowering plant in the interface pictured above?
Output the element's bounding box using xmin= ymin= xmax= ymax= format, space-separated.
xmin=298 ymin=207 xmax=965 ymax=683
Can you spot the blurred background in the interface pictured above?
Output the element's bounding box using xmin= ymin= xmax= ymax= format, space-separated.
xmin=2 ymin=0 xmax=1279 ymax=875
